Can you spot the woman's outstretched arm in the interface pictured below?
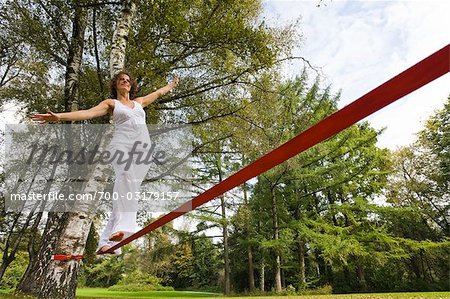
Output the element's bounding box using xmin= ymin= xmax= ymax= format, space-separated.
xmin=135 ymin=76 xmax=179 ymax=108
xmin=32 ymin=99 xmax=114 ymax=123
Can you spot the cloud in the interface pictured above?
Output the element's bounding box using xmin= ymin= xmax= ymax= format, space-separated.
xmin=263 ymin=0 xmax=450 ymax=149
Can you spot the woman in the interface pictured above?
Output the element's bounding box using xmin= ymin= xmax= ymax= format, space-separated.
xmin=32 ymin=71 xmax=179 ymax=254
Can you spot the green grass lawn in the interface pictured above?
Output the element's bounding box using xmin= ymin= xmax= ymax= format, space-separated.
xmin=76 ymin=288 xmax=221 ymax=298
xmin=75 ymin=289 xmax=450 ymax=299
xmin=1 ymin=288 xmax=449 ymax=299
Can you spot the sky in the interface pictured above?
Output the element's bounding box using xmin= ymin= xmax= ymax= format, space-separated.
xmin=263 ymin=0 xmax=450 ymax=149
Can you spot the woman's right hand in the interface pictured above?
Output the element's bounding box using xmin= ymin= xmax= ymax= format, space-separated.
xmin=31 ymin=111 xmax=60 ymax=123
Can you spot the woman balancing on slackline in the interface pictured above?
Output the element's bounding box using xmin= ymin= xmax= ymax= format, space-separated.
xmin=32 ymin=71 xmax=180 ymax=254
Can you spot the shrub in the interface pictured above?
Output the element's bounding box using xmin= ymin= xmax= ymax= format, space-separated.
xmin=0 ymin=252 xmax=28 ymax=289
xmin=301 ymin=284 xmax=333 ymax=295
xmin=285 ymin=284 xmax=297 ymax=295
xmin=108 ymin=270 xmax=173 ymax=292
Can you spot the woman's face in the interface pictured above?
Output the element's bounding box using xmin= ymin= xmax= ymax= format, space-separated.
xmin=116 ymin=74 xmax=131 ymax=93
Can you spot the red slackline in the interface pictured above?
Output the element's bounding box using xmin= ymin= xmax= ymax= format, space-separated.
xmin=103 ymin=44 xmax=449 ymax=255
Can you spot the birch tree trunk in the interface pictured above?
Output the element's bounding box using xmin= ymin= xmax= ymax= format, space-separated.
xmin=16 ymin=5 xmax=88 ymax=298
xmin=109 ymin=0 xmax=136 ymax=76
xmin=271 ymin=186 xmax=282 ymax=293
xmin=259 ymin=259 xmax=265 ymax=292
xmin=217 ymin=156 xmax=231 ymax=295
xmin=220 ymin=194 xmax=231 ymax=295
xmin=17 ymin=1 xmax=136 ymax=297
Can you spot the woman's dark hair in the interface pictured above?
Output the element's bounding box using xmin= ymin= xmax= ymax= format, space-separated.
xmin=110 ymin=70 xmax=138 ymax=99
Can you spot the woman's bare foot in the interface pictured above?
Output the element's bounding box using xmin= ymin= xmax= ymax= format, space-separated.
xmin=96 ymin=245 xmax=112 ymax=255
xmin=109 ymin=231 xmax=125 ymax=242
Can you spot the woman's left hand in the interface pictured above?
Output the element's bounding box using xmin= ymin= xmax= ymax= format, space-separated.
xmin=170 ymin=75 xmax=180 ymax=88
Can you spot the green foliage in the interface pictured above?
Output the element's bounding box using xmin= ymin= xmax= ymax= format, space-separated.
xmin=161 ymin=243 xmax=194 ymax=289
xmin=0 ymin=251 xmax=28 ymax=289
xmin=162 ymin=235 xmax=222 ymax=289
xmin=108 ymin=269 xmax=173 ymax=292
xmin=81 ymin=254 xmax=129 ymax=288
xmin=225 ymin=74 xmax=449 ymax=294
xmin=128 ymin=0 xmax=296 ymax=124
xmin=300 ymin=284 xmax=333 ymax=295
xmin=418 ymin=97 xmax=450 ymax=183
xmin=137 ymin=222 xmax=177 ymax=281
xmin=378 ymin=98 xmax=449 ymax=291
xmin=386 ymin=99 xmax=449 ymax=237
xmin=190 ymin=237 xmax=222 ymax=288
xmin=0 ymin=0 xmax=70 ymax=114
xmin=83 ymin=222 xmax=99 ymax=265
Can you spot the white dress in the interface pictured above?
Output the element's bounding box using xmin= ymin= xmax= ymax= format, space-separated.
xmin=97 ymin=99 xmax=151 ymax=254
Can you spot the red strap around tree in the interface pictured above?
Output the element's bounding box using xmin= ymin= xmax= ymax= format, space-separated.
xmin=52 ymin=255 xmax=83 ymax=261
xmin=103 ymin=44 xmax=450 ymax=255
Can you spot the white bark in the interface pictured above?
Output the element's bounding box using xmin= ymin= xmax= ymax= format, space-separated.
xmin=16 ymin=5 xmax=89 ymax=298
xmin=39 ymin=213 xmax=91 ymax=298
xmin=271 ymin=186 xmax=282 ymax=293
xmin=260 ymin=260 xmax=265 ymax=292
xmin=109 ymin=0 xmax=136 ymax=77
xmin=18 ymin=2 xmax=136 ymax=297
